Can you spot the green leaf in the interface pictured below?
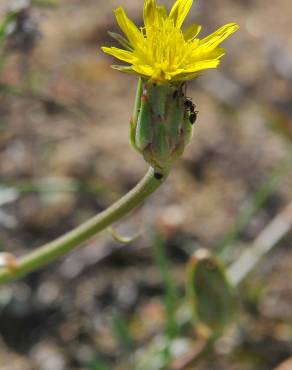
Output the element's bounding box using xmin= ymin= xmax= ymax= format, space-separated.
xmin=153 ymin=233 xmax=179 ymax=340
xmin=0 ymin=11 xmax=18 ymax=42
xmin=32 ymin=0 xmax=58 ymax=7
xmin=113 ymin=313 xmax=135 ymax=351
xmin=152 ymin=233 xmax=179 ymax=367
xmin=87 ymin=359 xmax=110 ymax=370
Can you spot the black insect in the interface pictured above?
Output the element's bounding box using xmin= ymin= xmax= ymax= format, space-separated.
xmin=189 ymin=111 xmax=198 ymax=124
xmin=154 ymin=172 xmax=163 ymax=180
xmin=184 ymin=97 xmax=198 ymax=125
xmin=184 ymin=98 xmax=195 ymax=111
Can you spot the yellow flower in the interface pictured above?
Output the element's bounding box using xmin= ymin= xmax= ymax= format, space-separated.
xmin=102 ymin=0 xmax=239 ymax=82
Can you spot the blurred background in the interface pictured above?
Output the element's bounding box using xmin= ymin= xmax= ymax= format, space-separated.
xmin=0 ymin=0 xmax=291 ymax=369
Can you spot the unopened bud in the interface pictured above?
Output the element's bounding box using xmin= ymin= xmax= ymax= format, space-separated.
xmin=130 ymin=80 xmax=196 ymax=172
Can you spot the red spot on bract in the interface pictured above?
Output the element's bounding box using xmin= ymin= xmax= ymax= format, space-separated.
xmin=141 ymin=94 xmax=148 ymax=102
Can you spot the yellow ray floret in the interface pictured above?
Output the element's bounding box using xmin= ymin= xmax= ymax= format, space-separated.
xmin=102 ymin=0 xmax=239 ymax=82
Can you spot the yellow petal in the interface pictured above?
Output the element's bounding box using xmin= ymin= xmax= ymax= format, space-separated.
xmin=184 ymin=23 xmax=201 ymax=40
xmin=143 ymin=0 xmax=157 ymax=28
xmin=114 ymin=6 xmax=143 ymax=47
xmin=200 ymin=23 xmax=239 ymax=49
xmin=144 ymin=1 xmax=167 ymax=29
xmin=184 ymin=59 xmax=220 ymax=73
xmin=101 ymin=47 xmax=136 ymax=64
xmin=173 ymin=71 xmax=201 ymax=81
xmin=132 ymin=64 xmax=154 ymax=77
xmin=189 ymin=46 xmax=225 ymax=61
xmin=169 ymin=0 xmax=193 ymax=28
xmin=156 ymin=5 xmax=167 ymax=20
xmin=168 ymin=68 xmax=185 ymax=77
xmin=208 ymin=47 xmax=225 ymax=59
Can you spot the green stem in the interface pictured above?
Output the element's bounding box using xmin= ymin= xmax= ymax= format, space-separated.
xmin=0 ymin=167 xmax=169 ymax=284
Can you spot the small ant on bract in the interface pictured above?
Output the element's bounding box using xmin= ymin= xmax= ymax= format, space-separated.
xmin=189 ymin=111 xmax=198 ymax=124
xmin=172 ymin=83 xmax=199 ymax=125
xmin=184 ymin=98 xmax=194 ymax=111
xmin=184 ymin=97 xmax=198 ymax=125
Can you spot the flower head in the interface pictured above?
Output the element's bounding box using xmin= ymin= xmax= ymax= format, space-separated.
xmin=102 ymin=0 xmax=239 ymax=82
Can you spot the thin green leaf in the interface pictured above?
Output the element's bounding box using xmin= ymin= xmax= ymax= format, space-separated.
xmin=153 ymin=233 xmax=179 ymax=340
xmin=87 ymin=359 xmax=110 ymax=370
xmin=32 ymin=0 xmax=58 ymax=7
xmin=113 ymin=313 xmax=135 ymax=351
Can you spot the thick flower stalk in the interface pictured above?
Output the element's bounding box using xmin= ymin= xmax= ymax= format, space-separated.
xmin=102 ymin=0 xmax=239 ymax=171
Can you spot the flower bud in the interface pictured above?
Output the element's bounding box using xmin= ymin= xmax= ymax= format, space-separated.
xmin=186 ymin=249 xmax=237 ymax=338
xmin=130 ymin=80 xmax=194 ymax=172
